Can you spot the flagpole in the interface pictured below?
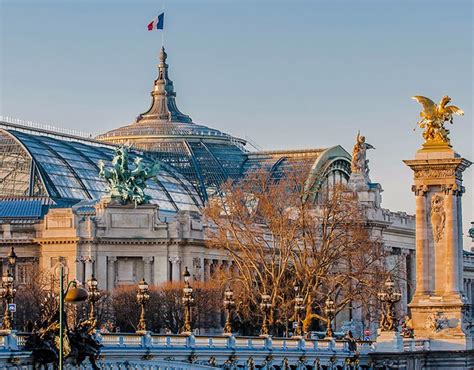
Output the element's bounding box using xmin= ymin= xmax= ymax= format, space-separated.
xmin=161 ymin=0 xmax=165 ymax=47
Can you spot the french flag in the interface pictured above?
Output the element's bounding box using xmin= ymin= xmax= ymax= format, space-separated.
xmin=148 ymin=13 xmax=164 ymax=31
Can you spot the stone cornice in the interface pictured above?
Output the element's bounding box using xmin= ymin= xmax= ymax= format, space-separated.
xmin=34 ymin=237 xmax=80 ymax=245
xmin=0 ymin=239 xmax=38 ymax=246
xmin=403 ymin=158 xmax=472 ymax=182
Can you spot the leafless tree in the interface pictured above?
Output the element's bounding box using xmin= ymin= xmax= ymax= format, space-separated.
xmin=204 ymin=167 xmax=388 ymax=335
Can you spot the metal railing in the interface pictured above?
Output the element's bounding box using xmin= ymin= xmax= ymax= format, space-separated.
xmin=0 ymin=116 xmax=93 ymax=139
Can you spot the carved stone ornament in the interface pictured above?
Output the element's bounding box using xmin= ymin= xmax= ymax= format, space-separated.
xmin=442 ymin=183 xmax=462 ymax=196
xmin=424 ymin=312 xmax=450 ymax=332
xmin=430 ymin=194 xmax=445 ymax=243
xmin=414 ymin=168 xmax=455 ymax=179
xmin=411 ymin=184 xmax=429 ymax=196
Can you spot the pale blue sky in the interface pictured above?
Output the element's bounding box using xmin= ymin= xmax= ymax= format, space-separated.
xmin=1 ymin=0 xmax=472 ymax=244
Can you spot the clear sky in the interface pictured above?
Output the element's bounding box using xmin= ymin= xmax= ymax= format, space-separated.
xmin=1 ymin=0 xmax=472 ymax=244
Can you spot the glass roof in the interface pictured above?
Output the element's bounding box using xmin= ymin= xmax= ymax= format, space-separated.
xmin=2 ymin=129 xmax=202 ymax=212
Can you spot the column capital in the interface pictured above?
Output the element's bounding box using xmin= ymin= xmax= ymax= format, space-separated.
xmin=411 ymin=184 xmax=429 ymax=196
xmin=400 ymin=248 xmax=410 ymax=257
xmin=441 ymin=183 xmax=465 ymax=196
xmin=169 ymin=256 xmax=180 ymax=264
xmin=108 ymin=256 xmax=117 ymax=263
xmin=143 ymin=256 xmax=153 ymax=263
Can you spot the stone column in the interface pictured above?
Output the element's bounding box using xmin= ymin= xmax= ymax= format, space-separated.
xmin=84 ymin=258 xmax=93 ymax=282
xmin=204 ymin=259 xmax=211 ymax=281
xmin=443 ymin=185 xmax=459 ymax=295
xmin=143 ymin=257 xmax=153 ymax=284
xmin=414 ymin=185 xmax=429 ymax=297
xmin=399 ymin=249 xmax=409 ymax=315
xmin=107 ymin=257 xmax=117 ymax=291
xmin=404 ymin=143 xmax=471 ymax=347
xmin=96 ymin=255 xmax=107 ymax=290
xmin=169 ymin=256 xmax=181 ymax=282
xmin=75 ymin=259 xmax=84 ymax=284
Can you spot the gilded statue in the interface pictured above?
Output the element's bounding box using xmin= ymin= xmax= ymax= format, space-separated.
xmin=412 ymin=95 xmax=464 ymax=144
xmin=351 ymin=132 xmax=374 ymax=175
xmin=98 ymin=146 xmax=160 ymax=206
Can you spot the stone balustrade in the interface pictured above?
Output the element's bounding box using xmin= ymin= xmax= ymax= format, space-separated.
xmin=0 ymin=331 xmax=374 ymax=369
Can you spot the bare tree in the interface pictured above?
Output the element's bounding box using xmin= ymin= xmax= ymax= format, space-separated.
xmin=204 ymin=167 xmax=387 ymax=335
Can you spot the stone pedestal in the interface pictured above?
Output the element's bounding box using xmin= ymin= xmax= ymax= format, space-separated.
xmin=375 ymin=330 xmax=403 ymax=352
xmin=404 ymin=143 xmax=472 ymax=350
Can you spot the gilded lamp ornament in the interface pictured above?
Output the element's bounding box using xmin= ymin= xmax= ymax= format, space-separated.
xmin=412 ymin=95 xmax=464 ymax=145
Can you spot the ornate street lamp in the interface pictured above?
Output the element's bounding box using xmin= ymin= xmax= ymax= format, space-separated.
xmin=223 ymin=286 xmax=235 ymax=335
xmin=136 ymin=278 xmax=150 ymax=333
xmin=324 ymin=297 xmax=336 ymax=338
xmin=60 ymin=265 xmax=88 ymax=370
xmin=260 ymin=293 xmax=272 ymax=337
xmin=0 ymin=246 xmax=17 ymax=331
xmin=377 ymin=275 xmax=401 ymax=331
xmin=0 ymin=272 xmax=15 ymax=331
xmin=7 ymin=247 xmax=17 ymax=273
xmin=86 ymin=275 xmax=101 ymax=325
xmin=293 ymin=281 xmax=305 ymax=337
xmin=181 ymin=267 xmax=194 ymax=335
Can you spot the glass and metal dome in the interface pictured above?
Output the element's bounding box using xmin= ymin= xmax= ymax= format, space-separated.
xmin=0 ymin=128 xmax=202 ymax=212
xmin=96 ymin=47 xmax=247 ymax=201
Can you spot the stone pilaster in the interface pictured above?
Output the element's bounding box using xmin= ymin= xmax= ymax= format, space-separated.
xmin=153 ymin=254 xmax=168 ymax=285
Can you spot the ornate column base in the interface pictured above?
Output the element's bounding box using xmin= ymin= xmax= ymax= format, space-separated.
xmin=409 ymin=300 xmax=471 ymax=350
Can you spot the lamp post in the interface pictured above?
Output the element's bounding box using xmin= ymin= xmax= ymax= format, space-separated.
xmin=86 ymin=275 xmax=100 ymax=324
xmin=293 ymin=281 xmax=305 ymax=337
xmin=260 ymin=293 xmax=271 ymax=337
xmin=181 ymin=267 xmax=194 ymax=335
xmin=136 ymin=279 xmax=150 ymax=333
xmin=324 ymin=297 xmax=336 ymax=338
xmin=0 ymin=246 xmax=17 ymax=331
xmin=377 ymin=275 xmax=401 ymax=331
xmin=223 ymin=286 xmax=235 ymax=335
xmin=59 ymin=265 xmax=88 ymax=370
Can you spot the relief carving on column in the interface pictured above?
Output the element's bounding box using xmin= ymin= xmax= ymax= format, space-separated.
xmin=424 ymin=312 xmax=450 ymax=332
xmin=411 ymin=184 xmax=429 ymax=196
xmin=430 ymin=194 xmax=445 ymax=243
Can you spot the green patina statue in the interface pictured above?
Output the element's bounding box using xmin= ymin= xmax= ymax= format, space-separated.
xmin=98 ymin=146 xmax=160 ymax=206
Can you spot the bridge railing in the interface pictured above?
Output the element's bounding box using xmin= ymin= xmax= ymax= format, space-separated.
xmin=2 ymin=331 xmax=377 ymax=355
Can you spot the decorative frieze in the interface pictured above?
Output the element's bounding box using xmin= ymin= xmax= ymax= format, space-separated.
xmin=414 ymin=168 xmax=456 ymax=180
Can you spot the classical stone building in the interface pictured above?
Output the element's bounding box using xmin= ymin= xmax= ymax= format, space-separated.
xmin=0 ymin=47 xmax=472 ymax=335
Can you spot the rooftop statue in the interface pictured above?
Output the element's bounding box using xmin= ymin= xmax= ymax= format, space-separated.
xmin=412 ymin=95 xmax=464 ymax=145
xmin=351 ymin=132 xmax=374 ymax=176
xmin=98 ymin=146 xmax=160 ymax=206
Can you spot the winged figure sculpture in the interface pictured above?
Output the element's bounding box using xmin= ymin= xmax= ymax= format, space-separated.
xmin=412 ymin=95 xmax=464 ymax=144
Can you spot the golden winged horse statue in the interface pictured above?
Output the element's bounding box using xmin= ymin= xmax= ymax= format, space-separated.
xmin=412 ymin=95 xmax=464 ymax=144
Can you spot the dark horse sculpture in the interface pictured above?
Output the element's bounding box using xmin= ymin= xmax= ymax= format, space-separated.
xmin=24 ymin=310 xmax=102 ymax=369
